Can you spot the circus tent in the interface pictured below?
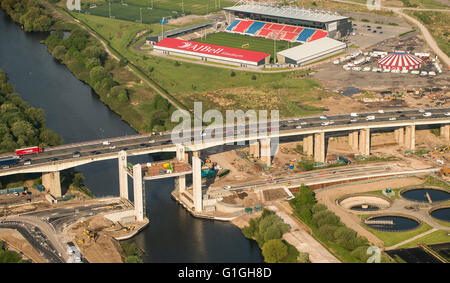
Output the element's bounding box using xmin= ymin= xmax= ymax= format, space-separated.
xmin=377 ymin=52 xmax=423 ymax=70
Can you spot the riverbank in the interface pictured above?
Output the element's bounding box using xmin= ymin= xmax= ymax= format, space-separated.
xmin=0 ymin=0 xmax=176 ymax=134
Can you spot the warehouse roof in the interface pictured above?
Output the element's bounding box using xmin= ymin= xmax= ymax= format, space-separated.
xmin=278 ymin=37 xmax=346 ymax=63
xmin=223 ymin=4 xmax=348 ymax=23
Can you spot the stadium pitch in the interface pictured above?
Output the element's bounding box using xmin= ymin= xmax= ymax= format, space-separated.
xmin=192 ymin=32 xmax=301 ymax=61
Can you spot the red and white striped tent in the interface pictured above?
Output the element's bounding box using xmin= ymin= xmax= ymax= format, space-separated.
xmin=377 ymin=52 xmax=423 ymax=70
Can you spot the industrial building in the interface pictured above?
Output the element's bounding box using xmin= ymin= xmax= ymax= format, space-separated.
xmin=276 ymin=37 xmax=347 ymax=66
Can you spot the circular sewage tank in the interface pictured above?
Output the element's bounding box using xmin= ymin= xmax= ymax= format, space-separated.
xmin=338 ymin=194 xmax=391 ymax=211
xmin=401 ymin=187 xmax=450 ymax=203
xmin=430 ymin=207 xmax=450 ymax=223
xmin=365 ymin=215 xmax=420 ymax=232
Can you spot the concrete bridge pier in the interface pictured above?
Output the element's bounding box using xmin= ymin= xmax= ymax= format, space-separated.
xmin=440 ymin=124 xmax=450 ymax=141
xmin=405 ymin=125 xmax=416 ymax=151
xmin=359 ymin=128 xmax=371 ymax=157
xmin=118 ymin=150 xmax=128 ymax=200
xmin=260 ymin=138 xmax=272 ymax=167
xmin=348 ymin=131 xmax=359 ymax=151
xmin=314 ymin=132 xmax=325 ymax=163
xmin=192 ymin=151 xmax=203 ymax=212
xmin=394 ymin=128 xmax=405 ymax=146
xmin=133 ymin=164 xmax=145 ymax=221
xmin=176 ymin=145 xmax=186 ymax=195
xmin=42 ymin=171 xmax=62 ymax=198
xmin=303 ymin=135 xmax=314 ymax=157
xmin=249 ymin=140 xmax=260 ymax=158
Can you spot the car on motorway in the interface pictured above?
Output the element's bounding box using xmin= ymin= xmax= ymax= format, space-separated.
xmin=161 ymin=140 xmax=171 ymax=145
xmin=121 ymin=147 xmax=128 ymax=151
xmin=102 ymin=141 xmax=110 ymax=146
xmin=223 ymin=185 xmax=233 ymax=190
xmin=140 ymin=143 xmax=148 ymax=147
xmin=50 ymin=157 xmax=58 ymax=161
xmin=319 ymin=116 xmax=327 ymax=120
xmin=418 ymin=109 xmax=425 ymax=113
xmin=72 ymin=151 xmax=81 ymax=158
xmin=378 ymin=110 xmax=384 ymax=114
xmin=329 ymin=120 xmax=335 ymax=125
xmin=109 ymin=146 xmax=116 ymax=150
xmin=296 ymin=126 xmax=302 ymax=129
xmin=366 ymin=115 xmax=375 ymax=121
xmin=350 ymin=113 xmax=358 ymax=117
xmin=321 ymin=121 xmax=330 ymax=126
xmin=300 ymin=121 xmax=308 ymax=125
xmin=350 ymin=118 xmax=357 ymax=122
xmin=410 ymin=116 xmax=416 ymax=120
xmin=445 ymin=112 xmax=450 ymax=116
xmin=149 ymin=140 xmax=156 ymax=144
xmin=90 ymin=151 xmax=101 ymax=155
xmin=389 ymin=117 xmax=397 ymax=121
xmin=423 ymin=112 xmax=432 ymax=117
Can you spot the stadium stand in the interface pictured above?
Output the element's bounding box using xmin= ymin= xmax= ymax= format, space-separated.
xmin=309 ymin=30 xmax=328 ymax=42
xmin=226 ymin=19 xmax=240 ymax=31
xmin=257 ymin=28 xmax=272 ymax=37
xmin=245 ymin=21 xmax=266 ymax=35
xmin=297 ymin=28 xmax=316 ymax=42
xmin=225 ymin=19 xmax=328 ymax=43
xmin=283 ymin=32 xmax=300 ymax=41
xmin=281 ymin=25 xmax=297 ymax=33
xmin=233 ymin=20 xmax=254 ymax=33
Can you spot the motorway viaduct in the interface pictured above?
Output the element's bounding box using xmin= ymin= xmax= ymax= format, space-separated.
xmin=1 ymin=111 xmax=449 ymax=221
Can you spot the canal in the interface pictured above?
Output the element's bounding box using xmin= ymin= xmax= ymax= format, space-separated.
xmin=0 ymin=9 xmax=262 ymax=262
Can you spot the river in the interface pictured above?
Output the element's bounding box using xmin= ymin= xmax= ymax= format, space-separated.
xmin=0 ymin=9 xmax=262 ymax=262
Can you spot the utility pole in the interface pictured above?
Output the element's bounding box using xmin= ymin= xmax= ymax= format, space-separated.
xmin=140 ymin=7 xmax=142 ymax=23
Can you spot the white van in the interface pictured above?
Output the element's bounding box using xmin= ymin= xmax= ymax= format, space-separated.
xmin=350 ymin=113 xmax=358 ymax=117
xmin=366 ymin=115 xmax=375 ymax=121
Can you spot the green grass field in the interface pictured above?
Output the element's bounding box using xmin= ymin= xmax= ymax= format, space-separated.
xmin=192 ymin=32 xmax=300 ymax=62
xmin=80 ymin=0 xmax=235 ymax=23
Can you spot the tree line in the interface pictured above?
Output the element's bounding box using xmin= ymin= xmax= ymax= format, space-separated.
xmin=290 ymin=184 xmax=392 ymax=263
xmin=0 ymin=69 xmax=63 ymax=153
xmin=0 ymin=0 xmax=53 ymax=32
xmin=241 ymin=209 xmax=309 ymax=263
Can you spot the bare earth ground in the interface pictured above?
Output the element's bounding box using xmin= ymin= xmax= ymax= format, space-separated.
xmin=67 ymin=217 xmax=123 ymax=263
xmin=0 ymin=228 xmax=46 ymax=263
xmin=315 ymin=176 xmax=426 ymax=247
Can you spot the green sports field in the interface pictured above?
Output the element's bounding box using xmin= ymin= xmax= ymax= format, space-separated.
xmin=192 ymin=32 xmax=301 ymax=62
xmin=80 ymin=0 xmax=235 ymax=24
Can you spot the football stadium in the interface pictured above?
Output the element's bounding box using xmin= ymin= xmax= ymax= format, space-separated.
xmin=150 ymin=2 xmax=351 ymax=67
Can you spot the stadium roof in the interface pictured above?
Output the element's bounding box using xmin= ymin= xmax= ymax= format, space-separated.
xmin=147 ymin=21 xmax=213 ymax=40
xmin=277 ymin=37 xmax=346 ymax=64
xmin=223 ymin=4 xmax=348 ymax=23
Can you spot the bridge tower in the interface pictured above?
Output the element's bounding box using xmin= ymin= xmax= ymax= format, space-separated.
xmin=133 ymin=163 xmax=145 ymax=221
xmin=192 ymin=150 xmax=203 ymax=212
xmin=118 ymin=150 xmax=129 ymax=200
xmin=176 ymin=145 xmax=186 ymax=195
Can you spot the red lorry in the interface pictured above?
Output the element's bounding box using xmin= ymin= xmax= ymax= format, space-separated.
xmin=15 ymin=146 xmax=43 ymax=156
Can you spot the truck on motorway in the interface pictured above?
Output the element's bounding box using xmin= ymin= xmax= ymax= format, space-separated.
xmin=0 ymin=156 xmax=20 ymax=168
xmin=15 ymin=146 xmax=43 ymax=156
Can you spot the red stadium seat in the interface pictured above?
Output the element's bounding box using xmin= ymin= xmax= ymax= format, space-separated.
xmin=294 ymin=27 xmax=304 ymax=33
xmin=233 ymin=20 xmax=254 ymax=33
xmin=281 ymin=25 xmax=297 ymax=33
xmin=283 ymin=32 xmax=299 ymax=41
xmin=309 ymin=30 xmax=328 ymax=42
xmin=270 ymin=24 xmax=284 ymax=31
xmin=257 ymin=28 xmax=272 ymax=37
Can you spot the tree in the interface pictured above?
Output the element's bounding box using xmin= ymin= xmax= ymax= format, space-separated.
xmin=300 ymin=207 xmax=312 ymax=223
xmin=52 ymin=45 xmax=66 ymax=61
xmin=263 ymin=226 xmax=281 ymax=242
xmin=262 ymin=239 xmax=288 ymax=263
xmin=72 ymin=173 xmax=85 ymax=188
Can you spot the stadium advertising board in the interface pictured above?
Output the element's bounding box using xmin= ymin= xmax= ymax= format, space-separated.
xmin=154 ymin=38 xmax=270 ymax=64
